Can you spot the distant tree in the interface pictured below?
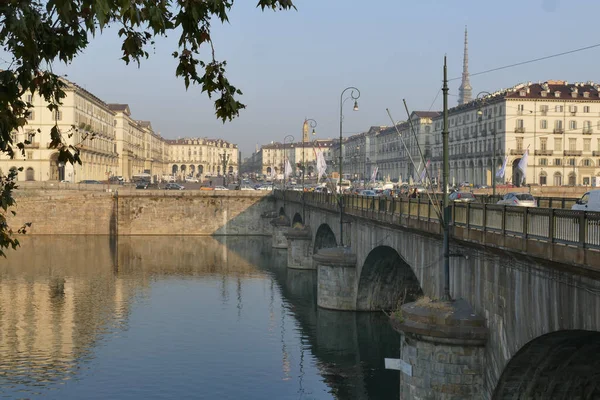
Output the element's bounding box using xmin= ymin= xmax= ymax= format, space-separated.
xmin=0 ymin=0 xmax=295 ymax=255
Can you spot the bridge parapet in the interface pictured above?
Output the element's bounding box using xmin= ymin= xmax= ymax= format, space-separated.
xmin=275 ymin=191 xmax=600 ymax=271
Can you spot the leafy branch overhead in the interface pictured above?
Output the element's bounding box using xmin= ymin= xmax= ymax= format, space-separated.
xmin=0 ymin=0 xmax=295 ymax=254
xmin=0 ymin=0 xmax=295 ymax=157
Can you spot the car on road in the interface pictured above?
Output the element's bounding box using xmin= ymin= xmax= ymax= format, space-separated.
xmin=165 ymin=183 xmax=185 ymax=190
xmin=497 ymin=192 xmax=537 ymax=207
xmin=240 ymin=186 xmax=255 ymax=191
xmin=449 ymin=191 xmax=476 ymax=203
xmin=184 ymin=177 xmax=199 ymax=183
xmin=214 ymin=186 xmax=228 ymax=191
xmin=136 ymin=182 xmax=160 ymax=189
xmin=572 ymin=190 xmax=600 ymax=212
xmin=360 ymin=190 xmax=378 ymax=197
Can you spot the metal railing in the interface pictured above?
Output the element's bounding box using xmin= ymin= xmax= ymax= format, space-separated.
xmin=276 ymin=191 xmax=600 ymax=250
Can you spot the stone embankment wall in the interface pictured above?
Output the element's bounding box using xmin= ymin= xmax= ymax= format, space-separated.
xmin=8 ymin=190 xmax=274 ymax=236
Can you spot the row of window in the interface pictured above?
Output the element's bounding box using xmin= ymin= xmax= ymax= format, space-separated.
xmin=516 ymin=119 xmax=597 ymax=131
xmin=538 ymin=158 xmax=598 ymax=167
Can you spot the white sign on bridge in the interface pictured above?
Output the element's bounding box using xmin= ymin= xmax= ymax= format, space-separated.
xmin=385 ymin=358 xmax=412 ymax=376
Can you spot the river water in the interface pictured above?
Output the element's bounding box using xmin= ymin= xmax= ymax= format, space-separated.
xmin=0 ymin=236 xmax=399 ymax=399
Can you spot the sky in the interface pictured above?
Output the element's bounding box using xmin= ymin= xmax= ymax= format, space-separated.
xmin=20 ymin=0 xmax=600 ymax=157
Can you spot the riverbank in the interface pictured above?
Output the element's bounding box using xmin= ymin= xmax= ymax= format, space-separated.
xmin=9 ymin=189 xmax=274 ymax=236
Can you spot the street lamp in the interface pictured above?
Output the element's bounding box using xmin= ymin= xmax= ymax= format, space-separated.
xmin=220 ymin=152 xmax=230 ymax=187
xmin=339 ymin=86 xmax=360 ymax=247
xmin=302 ymin=119 xmax=317 ymax=223
xmin=283 ymin=134 xmax=295 ymax=212
xmin=476 ymin=91 xmax=496 ymax=197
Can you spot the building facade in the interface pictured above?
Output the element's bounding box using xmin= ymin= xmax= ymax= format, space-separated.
xmin=431 ymin=80 xmax=600 ymax=187
xmin=110 ymin=104 xmax=170 ymax=181
xmin=255 ymin=140 xmax=335 ymax=179
xmin=3 ymin=78 xmax=119 ymax=182
xmin=166 ymin=138 xmax=239 ymax=179
xmin=1 ymin=78 xmax=238 ymax=183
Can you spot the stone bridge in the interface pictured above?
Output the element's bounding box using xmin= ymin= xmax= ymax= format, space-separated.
xmin=271 ymin=191 xmax=600 ymax=399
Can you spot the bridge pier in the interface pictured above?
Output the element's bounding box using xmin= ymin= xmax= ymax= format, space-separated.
xmin=270 ymin=215 xmax=290 ymax=249
xmin=391 ymin=298 xmax=487 ymax=400
xmin=314 ymin=247 xmax=357 ymax=310
xmin=284 ymin=225 xmax=314 ymax=269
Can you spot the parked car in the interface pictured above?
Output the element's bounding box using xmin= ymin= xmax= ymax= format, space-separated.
xmin=185 ymin=177 xmax=199 ymax=183
xmin=572 ymin=189 xmax=600 ymax=212
xmin=136 ymin=182 xmax=160 ymax=189
xmin=449 ymin=191 xmax=476 ymax=203
xmin=214 ymin=186 xmax=229 ymax=191
xmin=240 ymin=186 xmax=255 ymax=191
xmin=497 ymin=192 xmax=537 ymax=207
xmin=360 ymin=190 xmax=378 ymax=197
xmin=165 ymin=183 xmax=184 ymax=190
xmin=109 ymin=176 xmax=124 ymax=184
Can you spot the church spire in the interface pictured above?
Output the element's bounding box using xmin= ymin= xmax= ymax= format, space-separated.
xmin=458 ymin=26 xmax=472 ymax=105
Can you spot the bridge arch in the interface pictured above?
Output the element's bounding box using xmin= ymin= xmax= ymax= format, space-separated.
xmin=292 ymin=212 xmax=303 ymax=226
xmin=493 ymin=330 xmax=600 ymax=399
xmin=313 ymin=223 xmax=337 ymax=254
xmin=356 ymin=246 xmax=422 ymax=311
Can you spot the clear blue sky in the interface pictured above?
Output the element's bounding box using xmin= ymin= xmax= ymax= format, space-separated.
xmin=42 ymin=0 xmax=600 ymax=157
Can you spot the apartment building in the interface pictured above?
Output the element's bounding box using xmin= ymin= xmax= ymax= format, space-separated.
xmin=110 ymin=104 xmax=170 ymax=180
xmin=2 ymin=77 xmax=238 ymax=183
xmin=3 ymin=78 xmax=119 ymax=182
xmin=257 ymin=140 xmax=335 ymax=178
xmin=166 ymin=138 xmax=239 ymax=178
xmin=431 ymin=80 xmax=600 ymax=187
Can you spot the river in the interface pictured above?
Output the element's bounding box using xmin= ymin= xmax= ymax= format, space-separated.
xmin=0 ymin=236 xmax=399 ymax=399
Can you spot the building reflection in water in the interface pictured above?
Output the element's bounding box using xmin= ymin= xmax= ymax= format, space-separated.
xmin=0 ymin=235 xmax=268 ymax=395
xmin=0 ymin=235 xmax=398 ymax=400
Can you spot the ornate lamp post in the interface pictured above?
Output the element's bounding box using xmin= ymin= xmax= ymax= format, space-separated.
xmin=220 ymin=152 xmax=230 ymax=187
xmin=302 ymin=119 xmax=317 ymax=222
xmin=476 ymin=91 xmax=495 ymax=197
xmin=338 ymin=87 xmax=360 ymax=247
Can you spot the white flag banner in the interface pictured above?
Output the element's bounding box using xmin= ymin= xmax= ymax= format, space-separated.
xmin=315 ymin=148 xmax=327 ymax=181
xmin=419 ymin=160 xmax=431 ymax=183
xmin=370 ymin=166 xmax=378 ymax=182
xmin=284 ymin=159 xmax=293 ymax=178
xmin=517 ymin=149 xmax=528 ymax=184
xmin=496 ymin=156 xmax=508 ymax=178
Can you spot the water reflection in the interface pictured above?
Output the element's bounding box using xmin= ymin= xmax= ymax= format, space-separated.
xmin=263 ymin=250 xmax=400 ymax=400
xmin=0 ymin=236 xmax=398 ymax=399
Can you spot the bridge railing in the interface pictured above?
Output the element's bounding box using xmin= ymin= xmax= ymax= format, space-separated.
xmin=277 ymin=191 xmax=600 ymax=250
xmin=451 ymin=203 xmax=600 ymax=249
xmin=477 ymin=194 xmax=579 ymax=209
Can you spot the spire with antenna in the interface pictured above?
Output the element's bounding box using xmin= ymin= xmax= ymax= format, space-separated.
xmin=458 ymin=26 xmax=472 ymax=105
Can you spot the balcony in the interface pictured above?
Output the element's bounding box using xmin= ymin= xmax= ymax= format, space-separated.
xmin=514 ymin=127 xmax=525 ymax=133
xmin=564 ymin=150 xmax=582 ymax=157
xmin=534 ymin=149 xmax=553 ymax=156
xmin=510 ymin=149 xmax=525 ymax=155
xmin=553 ymin=128 xmax=564 ymax=134
xmin=540 ymin=110 xmax=548 ymax=116
xmin=583 ymin=128 xmax=594 ymax=135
